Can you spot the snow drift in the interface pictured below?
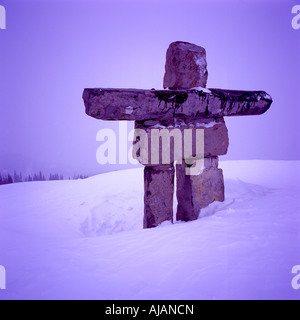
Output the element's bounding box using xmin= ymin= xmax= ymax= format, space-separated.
xmin=0 ymin=160 xmax=299 ymax=300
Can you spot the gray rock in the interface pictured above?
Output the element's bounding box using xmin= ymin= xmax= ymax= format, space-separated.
xmin=133 ymin=118 xmax=229 ymax=166
xmin=163 ymin=41 xmax=208 ymax=90
xmin=83 ymin=88 xmax=272 ymax=121
xmin=176 ymin=161 xmax=225 ymax=222
xmin=144 ymin=165 xmax=175 ymax=228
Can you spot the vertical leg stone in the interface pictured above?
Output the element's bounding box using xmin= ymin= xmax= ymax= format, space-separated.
xmin=144 ymin=165 xmax=175 ymax=228
xmin=176 ymin=157 xmax=225 ymax=222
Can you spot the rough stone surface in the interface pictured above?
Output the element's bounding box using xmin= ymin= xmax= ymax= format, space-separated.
xmin=163 ymin=41 xmax=208 ymax=90
xmin=144 ymin=165 xmax=175 ymax=228
xmin=83 ymin=88 xmax=272 ymax=121
xmin=176 ymin=160 xmax=225 ymax=222
xmin=133 ymin=117 xmax=229 ymax=166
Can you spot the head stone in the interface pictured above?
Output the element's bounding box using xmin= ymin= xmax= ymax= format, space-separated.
xmin=163 ymin=41 xmax=208 ymax=90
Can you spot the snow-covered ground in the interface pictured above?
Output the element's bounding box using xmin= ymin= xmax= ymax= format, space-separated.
xmin=0 ymin=160 xmax=299 ymax=300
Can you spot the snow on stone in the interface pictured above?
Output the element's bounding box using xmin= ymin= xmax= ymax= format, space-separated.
xmin=191 ymin=86 xmax=212 ymax=94
xmin=261 ymin=92 xmax=272 ymax=100
xmin=125 ymin=106 xmax=134 ymax=115
xmin=0 ymin=160 xmax=299 ymax=300
xmin=196 ymin=121 xmax=217 ymax=128
xmin=152 ymin=119 xmax=217 ymax=129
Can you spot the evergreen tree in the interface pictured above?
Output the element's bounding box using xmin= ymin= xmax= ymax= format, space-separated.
xmin=13 ymin=171 xmax=23 ymax=183
xmin=7 ymin=174 xmax=13 ymax=184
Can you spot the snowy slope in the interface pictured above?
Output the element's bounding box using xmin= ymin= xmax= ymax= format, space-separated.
xmin=0 ymin=161 xmax=300 ymax=300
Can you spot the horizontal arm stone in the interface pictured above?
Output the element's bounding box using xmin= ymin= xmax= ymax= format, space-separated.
xmin=83 ymin=88 xmax=273 ymax=121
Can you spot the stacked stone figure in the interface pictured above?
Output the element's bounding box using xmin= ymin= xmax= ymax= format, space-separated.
xmin=137 ymin=42 xmax=228 ymax=227
xmin=83 ymin=41 xmax=272 ymax=229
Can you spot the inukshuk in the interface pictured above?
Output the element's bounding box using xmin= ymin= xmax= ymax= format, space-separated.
xmin=83 ymin=41 xmax=273 ymax=229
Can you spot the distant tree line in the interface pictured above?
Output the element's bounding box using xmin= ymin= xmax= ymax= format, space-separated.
xmin=0 ymin=171 xmax=89 ymax=186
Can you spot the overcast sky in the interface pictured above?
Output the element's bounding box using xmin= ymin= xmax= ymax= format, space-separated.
xmin=0 ymin=0 xmax=299 ymax=177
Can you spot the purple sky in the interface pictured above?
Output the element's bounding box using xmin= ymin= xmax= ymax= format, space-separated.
xmin=0 ymin=0 xmax=299 ymax=176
